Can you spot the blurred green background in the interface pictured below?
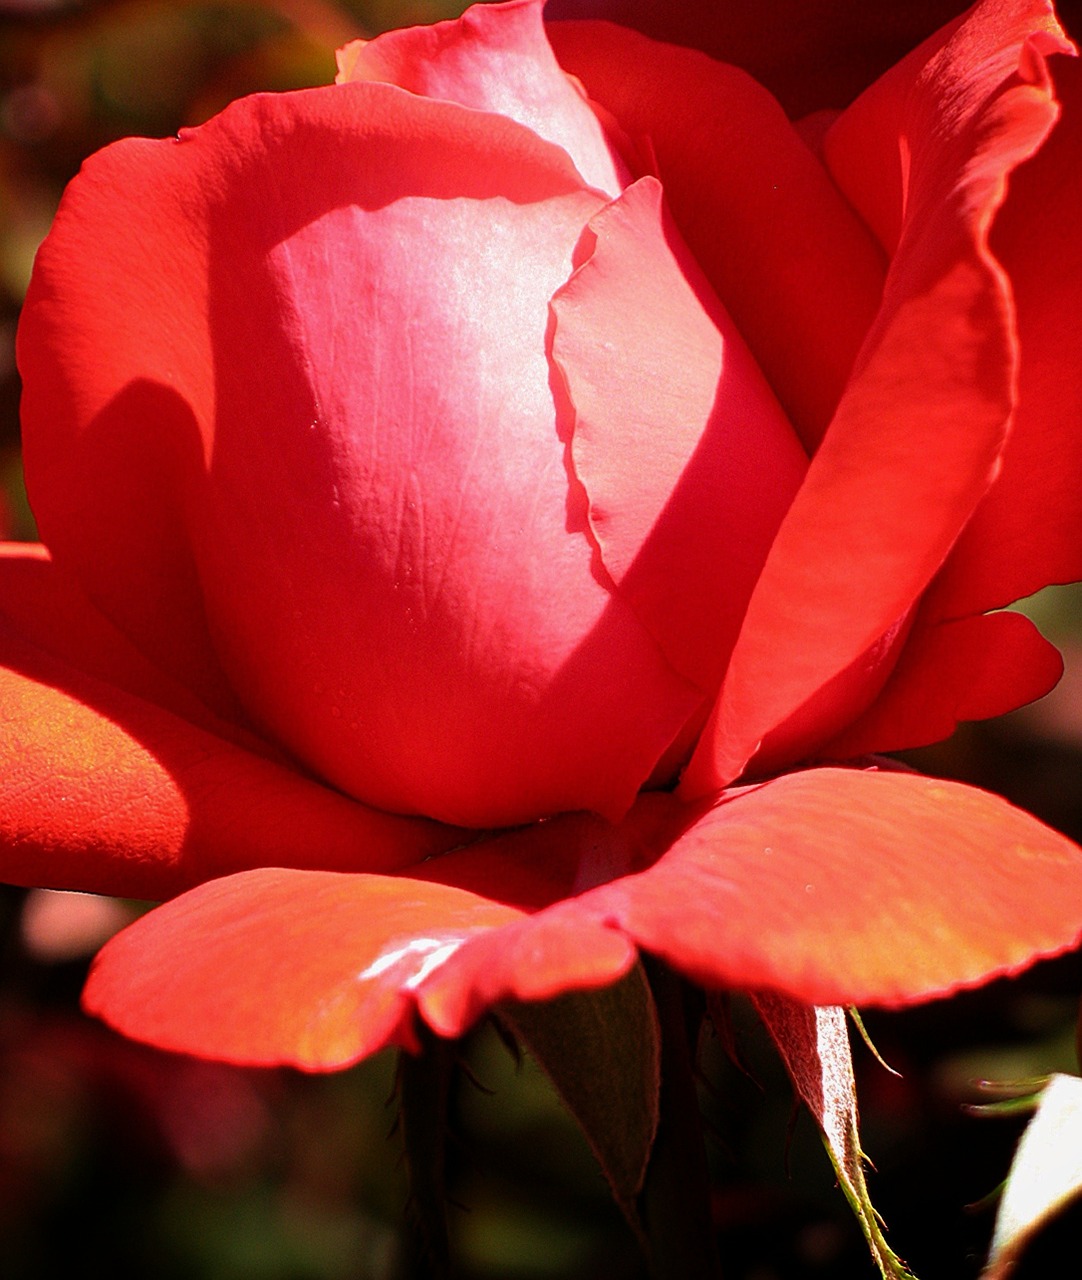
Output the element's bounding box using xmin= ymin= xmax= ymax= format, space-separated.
xmin=1 ymin=2 xmax=1081 ymax=1277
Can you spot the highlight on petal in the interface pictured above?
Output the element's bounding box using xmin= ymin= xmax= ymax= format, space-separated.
xmin=19 ymin=78 xmax=700 ymax=830
xmin=551 ymin=175 xmax=806 ymax=699
xmin=83 ymin=872 xmax=530 ymax=1069
xmin=81 ymin=769 xmax=1082 ymax=1068
xmin=338 ymin=0 xmax=628 ymax=195
xmin=681 ymin=0 xmax=1072 ymax=795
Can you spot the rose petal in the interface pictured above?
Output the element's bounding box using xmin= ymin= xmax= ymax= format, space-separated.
xmin=928 ymin=51 xmax=1082 ymax=615
xmin=430 ymin=768 xmax=1082 ymax=1010
xmin=550 ymin=175 xmax=806 ymax=698
xmin=83 ymin=872 xmax=531 ymax=1068
xmin=821 ymin=609 xmax=1063 ymax=759
xmin=598 ymin=768 xmax=1082 ymax=1006
xmin=83 ymin=770 xmax=1082 ymax=1067
xmin=0 ymin=543 xmax=247 ymax=739
xmin=338 ymin=0 xmax=628 ymax=196
xmin=83 ymin=805 xmax=653 ymax=1068
xmin=0 ymin=548 xmax=458 ymax=899
xmin=19 ymin=82 xmax=700 ymax=828
xmin=681 ymin=0 xmax=1070 ymax=794
xmin=547 ymin=18 xmax=887 ymax=448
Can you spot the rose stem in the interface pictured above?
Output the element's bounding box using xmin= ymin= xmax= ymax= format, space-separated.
xmin=639 ymin=957 xmax=724 ymax=1280
xmin=395 ymin=1024 xmax=454 ymax=1279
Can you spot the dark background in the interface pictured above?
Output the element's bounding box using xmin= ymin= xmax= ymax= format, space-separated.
xmin=1 ymin=1 xmax=1080 ymax=1276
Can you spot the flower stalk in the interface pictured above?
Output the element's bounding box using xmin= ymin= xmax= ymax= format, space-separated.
xmin=396 ymin=1026 xmax=455 ymax=1279
xmin=639 ymin=960 xmax=723 ymax=1280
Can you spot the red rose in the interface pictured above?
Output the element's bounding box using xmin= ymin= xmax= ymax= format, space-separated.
xmin=2 ymin=0 xmax=1082 ymax=1068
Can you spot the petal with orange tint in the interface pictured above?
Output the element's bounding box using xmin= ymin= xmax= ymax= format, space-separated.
xmin=601 ymin=768 xmax=1082 ymax=1007
xmin=0 ymin=547 xmax=458 ymax=900
xmin=83 ymin=872 xmax=533 ymax=1069
xmin=81 ymin=769 xmax=1082 ymax=1068
xmin=428 ymin=767 xmax=1082 ymax=1011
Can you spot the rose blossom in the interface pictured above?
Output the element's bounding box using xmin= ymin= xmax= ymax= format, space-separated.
xmin=1 ymin=0 xmax=1081 ymax=1067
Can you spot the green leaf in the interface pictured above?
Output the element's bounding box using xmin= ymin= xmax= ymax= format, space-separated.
xmin=498 ymin=963 xmax=660 ymax=1227
xmin=984 ymin=1072 xmax=1082 ymax=1279
xmin=752 ymin=993 xmax=916 ymax=1280
xmin=965 ymin=1078 xmax=1047 ymax=1120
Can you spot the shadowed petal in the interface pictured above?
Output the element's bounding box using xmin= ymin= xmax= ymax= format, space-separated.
xmin=548 ymin=19 xmax=887 ymax=449
xmin=544 ymin=0 xmax=977 ymax=116
xmin=821 ymin=610 xmax=1063 ymax=759
xmin=929 ymin=52 xmax=1082 ymax=615
xmin=0 ymin=547 xmax=459 ymax=899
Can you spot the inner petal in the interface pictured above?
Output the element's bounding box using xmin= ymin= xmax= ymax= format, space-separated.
xmin=551 ymin=177 xmax=808 ymax=701
xmin=337 ymin=0 xmax=629 ymax=197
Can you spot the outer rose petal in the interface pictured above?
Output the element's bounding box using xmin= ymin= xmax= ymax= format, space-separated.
xmin=19 ymin=80 xmax=701 ymax=829
xmin=0 ymin=547 xmax=459 ymax=899
xmin=337 ymin=0 xmax=628 ymax=196
xmin=427 ymin=769 xmax=1082 ymax=1011
xmin=928 ymin=52 xmax=1082 ymax=615
xmin=600 ymin=770 xmax=1082 ymax=1005
xmin=83 ymin=770 xmax=1082 ymax=1068
xmin=779 ymin=0 xmax=1079 ymax=762
xmin=84 ymin=873 xmax=539 ymax=1068
xmin=0 ymin=544 xmax=252 ymax=742
xmin=681 ymin=0 xmax=1071 ymax=795
xmin=821 ymin=610 xmax=1063 ymax=759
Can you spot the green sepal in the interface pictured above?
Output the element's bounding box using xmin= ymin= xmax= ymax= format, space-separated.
xmin=753 ymin=993 xmax=917 ymax=1280
xmin=497 ymin=962 xmax=661 ymax=1229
